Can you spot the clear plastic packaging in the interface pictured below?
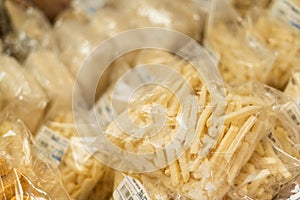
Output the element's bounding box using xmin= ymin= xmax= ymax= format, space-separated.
xmin=229 ymin=0 xmax=271 ymax=16
xmin=205 ymin=0 xmax=276 ymax=85
xmin=24 ymin=49 xmax=74 ymax=104
xmin=0 ymin=110 xmax=70 ymax=200
xmin=92 ymin=48 xmax=274 ymax=199
xmin=284 ymin=68 xmax=300 ymax=98
xmin=3 ymin=0 xmax=57 ymax=61
xmin=274 ymin=174 xmax=300 ymax=200
xmin=93 ymin=49 xmax=178 ymax=129
xmin=113 ymin=172 xmax=186 ymax=200
xmin=270 ymin=0 xmax=300 ymax=30
xmin=0 ymin=55 xmax=48 ymax=132
xmin=35 ymin=103 xmax=113 ymax=200
xmin=90 ymin=0 xmax=205 ymax=42
xmin=54 ymin=0 xmax=205 ymax=76
xmin=247 ymin=8 xmax=300 ymax=90
xmin=87 ymin=169 xmax=114 ymax=200
xmin=53 ymin=17 xmax=107 ymax=76
xmin=227 ymin=82 xmax=300 ymax=200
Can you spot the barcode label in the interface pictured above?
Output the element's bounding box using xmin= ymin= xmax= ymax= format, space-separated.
xmin=272 ymin=0 xmax=300 ymax=29
xmin=35 ymin=126 xmax=69 ymax=167
xmin=120 ymin=184 xmax=133 ymax=200
xmin=113 ymin=176 xmax=151 ymax=200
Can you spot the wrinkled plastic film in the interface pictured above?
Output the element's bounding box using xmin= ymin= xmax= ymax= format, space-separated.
xmin=247 ymin=8 xmax=300 ymax=90
xmin=227 ymin=82 xmax=300 ymax=200
xmin=0 ymin=55 xmax=48 ymax=132
xmin=25 ymin=49 xmax=75 ymax=104
xmin=284 ymin=68 xmax=300 ymax=98
xmin=35 ymin=103 xmax=113 ymax=200
xmin=205 ymin=0 xmax=275 ymax=85
xmin=0 ymin=111 xmax=70 ymax=200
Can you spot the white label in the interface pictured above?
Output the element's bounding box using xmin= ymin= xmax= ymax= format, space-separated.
xmin=204 ymin=41 xmax=220 ymax=66
xmin=113 ymin=176 xmax=151 ymax=200
xmin=288 ymin=192 xmax=300 ymax=200
xmin=35 ymin=127 xmax=69 ymax=167
xmin=272 ymin=0 xmax=300 ymax=29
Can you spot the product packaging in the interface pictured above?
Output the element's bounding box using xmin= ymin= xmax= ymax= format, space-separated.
xmin=205 ymin=0 xmax=275 ymax=85
xmin=0 ymin=54 xmax=48 ymax=132
xmin=0 ymin=110 xmax=70 ymax=200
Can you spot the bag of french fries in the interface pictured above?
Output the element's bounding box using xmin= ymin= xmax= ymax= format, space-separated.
xmin=0 ymin=110 xmax=70 ymax=200
xmin=2 ymin=0 xmax=57 ymax=62
xmin=24 ymin=49 xmax=74 ymax=104
xmin=91 ymin=43 xmax=280 ymax=200
xmin=35 ymin=102 xmax=113 ymax=200
xmin=246 ymin=8 xmax=300 ymax=90
xmin=53 ymin=15 xmax=107 ymax=77
xmin=53 ymin=12 xmax=110 ymax=99
xmin=226 ymin=83 xmax=300 ymax=200
xmin=0 ymin=54 xmax=48 ymax=132
xmin=89 ymin=0 xmax=205 ymax=42
xmin=93 ymin=49 xmax=172 ymax=130
xmin=205 ymin=0 xmax=276 ymax=85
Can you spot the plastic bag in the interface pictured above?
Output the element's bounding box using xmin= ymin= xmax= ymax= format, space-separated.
xmin=53 ymin=17 xmax=107 ymax=76
xmin=0 ymin=55 xmax=48 ymax=132
xmin=229 ymin=136 xmax=299 ymax=200
xmin=247 ymin=8 xmax=300 ymax=90
xmin=93 ymin=49 xmax=180 ymax=129
xmin=229 ymin=0 xmax=271 ymax=16
xmin=92 ymin=48 xmax=274 ymax=200
xmin=35 ymin=103 xmax=113 ymax=200
xmin=87 ymin=169 xmax=114 ymax=200
xmin=113 ymin=172 xmax=186 ymax=200
xmin=274 ymin=174 xmax=300 ymax=200
xmin=226 ymin=83 xmax=300 ymax=200
xmin=270 ymin=0 xmax=300 ymax=30
xmin=284 ymin=68 xmax=300 ymax=98
xmin=90 ymin=0 xmax=205 ymax=42
xmin=2 ymin=0 xmax=57 ymax=62
xmin=24 ymin=49 xmax=74 ymax=104
xmin=205 ymin=0 xmax=275 ymax=85
xmin=0 ymin=110 xmax=70 ymax=200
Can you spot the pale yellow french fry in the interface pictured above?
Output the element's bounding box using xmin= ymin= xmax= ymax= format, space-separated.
xmin=169 ymin=160 xmax=181 ymax=187
xmin=190 ymin=105 xmax=212 ymax=154
xmin=197 ymin=85 xmax=207 ymax=109
xmin=263 ymin=141 xmax=291 ymax=179
xmin=189 ymin=155 xmax=202 ymax=173
xmin=178 ymin=152 xmax=190 ymax=183
xmin=225 ymin=116 xmax=257 ymax=162
xmin=224 ymin=106 xmax=261 ymax=123
xmin=227 ymin=142 xmax=250 ymax=184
